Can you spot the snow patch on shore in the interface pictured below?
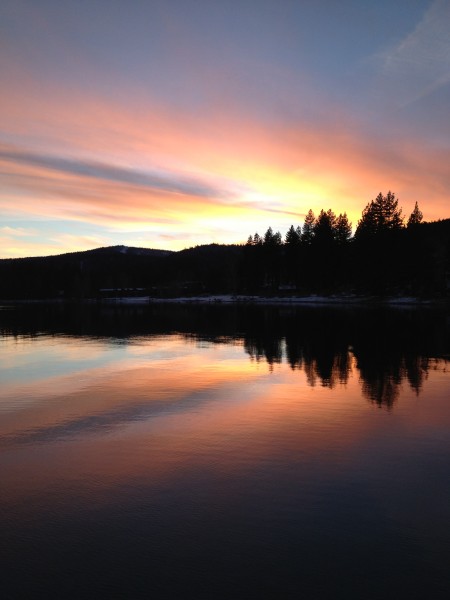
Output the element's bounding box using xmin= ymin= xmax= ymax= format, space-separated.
xmin=101 ymin=294 xmax=432 ymax=306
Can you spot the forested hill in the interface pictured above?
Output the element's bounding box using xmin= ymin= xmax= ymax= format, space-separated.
xmin=0 ymin=220 xmax=449 ymax=300
xmin=0 ymin=243 xmax=241 ymax=299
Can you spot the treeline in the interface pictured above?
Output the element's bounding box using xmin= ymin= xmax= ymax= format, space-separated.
xmin=241 ymin=192 xmax=449 ymax=295
xmin=0 ymin=191 xmax=449 ymax=299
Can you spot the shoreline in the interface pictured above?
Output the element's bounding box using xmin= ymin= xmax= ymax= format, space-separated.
xmin=2 ymin=294 xmax=448 ymax=308
xmin=145 ymin=294 xmax=442 ymax=307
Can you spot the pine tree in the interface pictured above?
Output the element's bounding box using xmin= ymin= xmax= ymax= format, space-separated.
xmin=262 ymin=228 xmax=283 ymax=246
xmin=355 ymin=191 xmax=403 ymax=239
xmin=313 ymin=209 xmax=336 ymax=245
xmin=334 ymin=213 xmax=352 ymax=244
xmin=407 ymin=201 xmax=423 ymax=227
xmin=285 ymin=225 xmax=301 ymax=246
xmin=273 ymin=231 xmax=283 ymax=245
xmin=301 ymin=210 xmax=315 ymax=244
xmin=264 ymin=227 xmax=274 ymax=245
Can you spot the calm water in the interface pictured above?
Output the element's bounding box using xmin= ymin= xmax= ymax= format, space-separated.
xmin=1 ymin=304 xmax=449 ymax=599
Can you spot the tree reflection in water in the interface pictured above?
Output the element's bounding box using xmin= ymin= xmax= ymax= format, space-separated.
xmin=243 ymin=307 xmax=446 ymax=408
xmin=1 ymin=302 xmax=447 ymax=408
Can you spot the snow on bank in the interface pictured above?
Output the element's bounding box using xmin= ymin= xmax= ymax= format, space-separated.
xmin=101 ymin=296 xmax=151 ymax=304
xmin=101 ymin=294 xmax=436 ymax=306
xmin=2 ymin=294 xmax=442 ymax=306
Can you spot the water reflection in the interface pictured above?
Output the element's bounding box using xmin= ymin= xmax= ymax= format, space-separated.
xmin=244 ymin=326 xmax=438 ymax=408
xmin=1 ymin=304 xmax=450 ymax=599
xmin=1 ymin=303 xmax=448 ymax=409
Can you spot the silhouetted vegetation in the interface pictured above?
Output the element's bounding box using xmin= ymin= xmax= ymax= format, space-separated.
xmin=0 ymin=193 xmax=449 ymax=299
xmin=243 ymin=194 xmax=449 ymax=297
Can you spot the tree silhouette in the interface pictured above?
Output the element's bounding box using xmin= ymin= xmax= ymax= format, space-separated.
xmin=301 ymin=210 xmax=315 ymax=245
xmin=263 ymin=227 xmax=282 ymax=246
xmin=264 ymin=227 xmax=274 ymax=245
xmin=285 ymin=224 xmax=301 ymax=246
xmin=273 ymin=231 xmax=283 ymax=245
xmin=407 ymin=201 xmax=423 ymax=227
xmin=313 ymin=209 xmax=337 ymax=246
xmin=355 ymin=191 xmax=403 ymax=239
xmin=334 ymin=213 xmax=352 ymax=245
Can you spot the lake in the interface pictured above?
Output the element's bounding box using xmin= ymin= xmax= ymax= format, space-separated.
xmin=1 ymin=303 xmax=449 ymax=599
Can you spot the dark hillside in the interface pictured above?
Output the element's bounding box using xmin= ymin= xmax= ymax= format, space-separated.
xmin=0 ymin=243 xmax=245 ymax=300
xmin=0 ymin=245 xmax=173 ymax=299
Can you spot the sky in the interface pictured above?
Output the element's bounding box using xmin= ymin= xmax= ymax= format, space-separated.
xmin=1 ymin=0 xmax=449 ymax=258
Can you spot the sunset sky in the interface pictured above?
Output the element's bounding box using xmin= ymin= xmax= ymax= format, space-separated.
xmin=1 ymin=0 xmax=449 ymax=258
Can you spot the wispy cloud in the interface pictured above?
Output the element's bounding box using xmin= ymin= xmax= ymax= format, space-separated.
xmin=0 ymin=225 xmax=36 ymax=237
xmin=376 ymin=0 xmax=450 ymax=107
xmin=48 ymin=233 xmax=110 ymax=253
xmin=0 ymin=144 xmax=231 ymax=200
xmin=0 ymin=140 xmax=255 ymax=232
